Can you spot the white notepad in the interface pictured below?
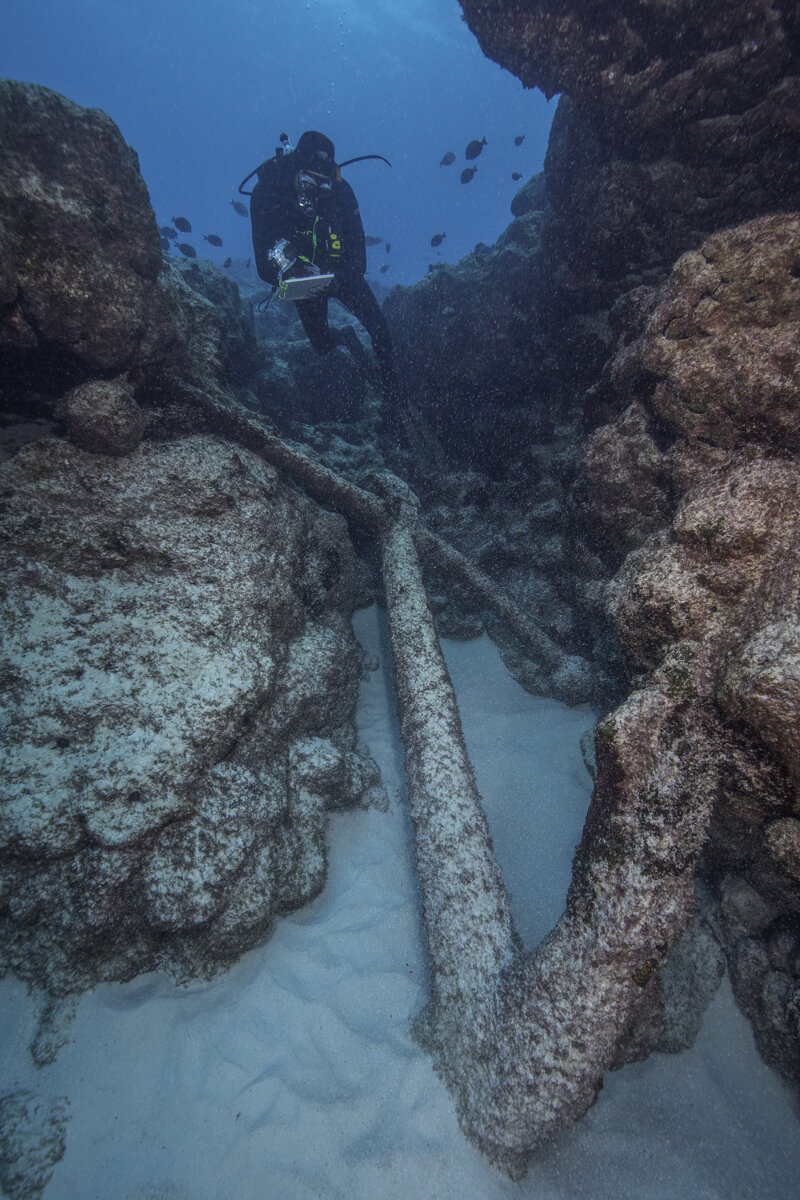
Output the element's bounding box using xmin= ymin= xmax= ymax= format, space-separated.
xmin=278 ymin=273 xmax=335 ymax=301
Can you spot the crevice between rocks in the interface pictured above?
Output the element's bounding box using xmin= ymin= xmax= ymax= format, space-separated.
xmin=187 ymin=381 xmax=715 ymax=1178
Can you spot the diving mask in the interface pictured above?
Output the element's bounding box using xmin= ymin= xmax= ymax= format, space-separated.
xmin=294 ymin=169 xmax=332 ymax=203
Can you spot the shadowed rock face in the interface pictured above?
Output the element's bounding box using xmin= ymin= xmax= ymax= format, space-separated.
xmin=459 ymin=1 xmax=800 ymax=139
xmin=0 ymin=80 xmax=175 ymax=400
xmin=385 ymin=214 xmax=562 ymax=472
xmin=460 ymin=1 xmax=799 ymax=304
xmin=0 ymin=78 xmax=265 ymax=423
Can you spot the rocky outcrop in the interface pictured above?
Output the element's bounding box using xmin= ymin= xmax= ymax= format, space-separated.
xmin=0 ymin=83 xmax=397 ymax=1110
xmin=57 ymin=376 xmax=146 ymax=456
xmin=510 ymin=171 xmax=546 ymax=219
xmin=589 ymin=215 xmax=800 ymax=1090
xmin=0 ymin=433 xmax=384 ymax=1019
xmin=461 ymin=1 xmax=800 ymax=302
xmin=0 ymin=80 xmax=175 ymax=403
xmin=370 ymin=0 xmax=800 ymax=1135
xmin=461 ymin=1 xmax=800 ymax=135
xmin=0 ymin=78 xmax=265 ymax=429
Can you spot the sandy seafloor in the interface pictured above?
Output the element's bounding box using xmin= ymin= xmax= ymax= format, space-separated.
xmin=2 ymin=603 xmax=799 ymax=1199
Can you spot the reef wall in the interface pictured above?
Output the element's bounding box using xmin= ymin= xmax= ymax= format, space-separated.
xmin=383 ymin=0 xmax=800 ymax=1095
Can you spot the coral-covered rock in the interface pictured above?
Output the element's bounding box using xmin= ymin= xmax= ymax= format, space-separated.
xmin=578 ymin=402 xmax=667 ymax=562
xmin=590 ymin=217 xmax=800 ymax=1092
xmin=605 ymin=537 xmax=714 ymax=671
xmin=0 ymin=79 xmax=174 ymax=398
xmin=641 ymin=216 xmax=800 ymax=450
xmin=718 ymin=620 xmax=800 ymax=784
xmin=0 ymin=434 xmax=383 ymax=999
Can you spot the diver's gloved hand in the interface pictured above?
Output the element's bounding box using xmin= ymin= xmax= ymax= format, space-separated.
xmin=293 ymin=258 xmax=321 ymax=278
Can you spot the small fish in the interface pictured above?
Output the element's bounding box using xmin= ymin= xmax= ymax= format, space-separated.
xmin=514 ymin=135 xmax=525 ymax=146
xmin=512 ymin=172 xmax=522 ymax=181
xmin=385 ymin=243 xmax=391 ymax=253
xmin=203 ymin=234 xmax=223 ymax=246
xmin=172 ymin=216 xmax=192 ymax=233
xmin=159 ymin=225 xmax=177 ymax=240
xmin=460 ymin=166 xmax=477 ymax=184
xmin=223 ymin=257 xmax=232 ymax=268
xmin=440 ymin=151 xmax=456 ymax=166
xmin=245 ymin=257 xmax=252 ymax=269
xmin=177 ymin=242 xmax=196 ymax=258
xmin=365 ymin=235 xmax=383 ymax=246
xmin=159 ymin=235 xmax=170 ymax=252
xmin=231 ymin=200 xmax=248 ymax=217
xmin=380 ymin=264 xmax=389 ymax=274
xmin=465 ymin=137 xmax=487 ymax=160
xmin=430 ymin=232 xmax=446 ymax=247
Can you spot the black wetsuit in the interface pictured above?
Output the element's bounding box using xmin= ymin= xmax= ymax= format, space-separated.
xmin=250 ymin=153 xmax=397 ymax=396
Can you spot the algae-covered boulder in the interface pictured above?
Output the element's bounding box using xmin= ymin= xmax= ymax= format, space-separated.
xmin=641 ymin=215 xmax=800 ymax=451
xmin=0 ymin=434 xmax=384 ymax=1006
xmin=58 ymin=376 xmax=146 ymax=455
xmin=594 ymin=220 xmax=800 ymax=1093
xmin=0 ymin=79 xmax=174 ymax=395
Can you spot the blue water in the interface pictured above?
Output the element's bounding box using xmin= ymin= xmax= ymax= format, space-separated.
xmin=2 ymin=0 xmax=554 ymax=285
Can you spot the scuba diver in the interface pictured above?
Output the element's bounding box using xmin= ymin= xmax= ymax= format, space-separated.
xmin=245 ymin=130 xmax=402 ymax=419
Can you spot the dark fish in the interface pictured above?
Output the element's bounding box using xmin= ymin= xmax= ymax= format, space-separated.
xmin=465 ymin=137 xmax=487 ymax=160
xmin=203 ymin=234 xmax=223 ymax=246
xmin=512 ymin=172 xmax=522 ymax=181
xmin=159 ymin=235 xmax=170 ymax=252
xmin=385 ymin=243 xmax=391 ymax=252
xmin=460 ymin=166 xmax=477 ymax=184
xmin=380 ymin=264 xmax=389 ymax=274
xmin=223 ymin=257 xmax=232 ymax=268
xmin=245 ymin=258 xmax=252 ymax=269
xmin=172 ymin=216 xmax=192 ymax=233
xmin=231 ymin=200 xmax=248 ymax=217
xmin=430 ymin=232 xmax=446 ymax=247
xmin=514 ymin=135 xmax=525 ymax=146
xmin=440 ymin=151 xmax=456 ymax=166
xmin=177 ymin=242 xmax=196 ymax=258
xmin=159 ymin=225 xmax=177 ymax=240
xmin=365 ymin=235 xmax=383 ymax=246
